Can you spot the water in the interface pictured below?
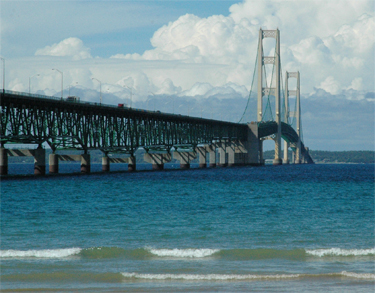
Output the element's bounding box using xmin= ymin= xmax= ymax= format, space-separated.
xmin=1 ymin=164 xmax=374 ymax=292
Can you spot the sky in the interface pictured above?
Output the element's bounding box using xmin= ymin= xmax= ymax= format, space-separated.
xmin=1 ymin=0 xmax=374 ymax=151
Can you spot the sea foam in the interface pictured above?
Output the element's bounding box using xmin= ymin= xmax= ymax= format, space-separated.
xmin=305 ymin=248 xmax=375 ymax=257
xmin=121 ymin=272 xmax=300 ymax=280
xmin=0 ymin=248 xmax=82 ymax=258
xmin=341 ymin=271 xmax=375 ymax=279
xmin=147 ymin=248 xmax=220 ymax=258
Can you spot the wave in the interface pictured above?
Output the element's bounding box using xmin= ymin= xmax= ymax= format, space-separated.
xmin=0 ymin=248 xmax=81 ymax=258
xmin=1 ymin=247 xmax=374 ymax=260
xmin=121 ymin=271 xmax=375 ymax=281
xmin=341 ymin=271 xmax=375 ymax=279
xmin=2 ymin=271 xmax=373 ymax=283
xmin=306 ymin=248 xmax=375 ymax=257
xmin=147 ymin=248 xmax=219 ymax=258
xmin=121 ymin=272 xmax=300 ymax=280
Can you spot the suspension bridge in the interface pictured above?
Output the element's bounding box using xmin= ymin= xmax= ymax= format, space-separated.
xmin=0 ymin=28 xmax=313 ymax=175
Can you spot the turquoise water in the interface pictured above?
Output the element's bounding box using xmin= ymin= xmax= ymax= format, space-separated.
xmin=1 ymin=164 xmax=374 ymax=292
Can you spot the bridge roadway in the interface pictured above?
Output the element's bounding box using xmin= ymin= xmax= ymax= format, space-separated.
xmin=0 ymin=90 xmax=313 ymax=175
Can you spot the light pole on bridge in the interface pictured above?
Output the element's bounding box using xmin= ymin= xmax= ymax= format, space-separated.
xmin=1 ymin=57 xmax=5 ymax=93
xmin=148 ymin=92 xmax=156 ymax=111
xmin=29 ymin=74 xmax=40 ymax=94
xmin=125 ymin=86 xmax=133 ymax=108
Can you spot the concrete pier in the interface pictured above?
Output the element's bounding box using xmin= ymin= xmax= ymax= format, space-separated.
xmin=217 ymin=143 xmax=227 ymax=167
xmin=0 ymin=147 xmax=8 ymax=175
xmin=80 ymin=154 xmax=90 ymax=173
xmin=49 ymin=153 xmax=59 ymax=173
xmin=174 ymin=151 xmax=196 ymax=169
xmin=144 ymin=153 xmax=171 ymax=170
xmin=102 ymin=155 xmax=110 ymax=172
xmin=128 ymin=155 xmax=136 ymax=172
xmin=208 ymin=145 xmax=216 ymax=168
xmin=196 ymin=147 xmax=207 ymax=168
xmin=33 ymin=148 xmax=46 ymax=175
xmin=226 ymin=141 xmax=249 ymax=167
xmin=273 ymin=158 xmax=283 ymax=165
xmin=4 ymin=148 xmax=46 ymax=175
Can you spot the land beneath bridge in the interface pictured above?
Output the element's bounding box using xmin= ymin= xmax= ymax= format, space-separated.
xmin=263 ymin=150 xmax=374 ymax=164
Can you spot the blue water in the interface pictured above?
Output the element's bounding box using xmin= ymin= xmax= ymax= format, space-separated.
xmin=1 ymin=164 xmax=374 ymax=292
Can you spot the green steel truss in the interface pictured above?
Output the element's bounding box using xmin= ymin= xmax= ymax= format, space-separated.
xmin=1 ymin=91 xmax=248 ymax=153
xmin=257 ymin=121 xmax=314 ymax=164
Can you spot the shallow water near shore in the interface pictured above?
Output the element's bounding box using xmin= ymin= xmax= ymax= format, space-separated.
xmin=1 ymin=163 xmax=374 ymax=292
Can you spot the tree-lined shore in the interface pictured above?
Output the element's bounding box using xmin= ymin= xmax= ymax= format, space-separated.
xmin=263 ymin=150 xmax=374 ymax=164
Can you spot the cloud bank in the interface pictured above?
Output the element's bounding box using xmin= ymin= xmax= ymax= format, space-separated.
xmin=35 ymin=38 xmax=92 ymax=60
xmin=3 ymin=0 xmax=374 ymax=150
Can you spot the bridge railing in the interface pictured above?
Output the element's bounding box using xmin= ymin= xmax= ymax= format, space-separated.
xmin=2 ymin=90 xmax=173 ymax=116
xmin=4 ymin=90 xmax=63 ymax=102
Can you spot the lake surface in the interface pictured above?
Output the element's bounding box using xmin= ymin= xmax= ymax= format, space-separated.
xmin=1 ymin=163 xmax=374 ymax=292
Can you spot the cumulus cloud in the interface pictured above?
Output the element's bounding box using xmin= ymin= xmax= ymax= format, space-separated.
xmin=346 ymin=78 xmax=363 ymax=91
xmin=8 ymin=0 xmax=375 ymax=103
xmin=35 ymin=37 xmax=92 ymax=60
xmin=317 ymin=76 xmax=341 ymax=95
xmin=108 ymin=0 xmax=373 ymax=96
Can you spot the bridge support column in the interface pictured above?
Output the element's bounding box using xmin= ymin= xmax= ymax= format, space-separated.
xmin=208 ymin=145 xmax=216 ymax=168
xmin=283 ymin=142 xmax=290 ymax=164
xmin=227 ymin=141 xmax=249 ymax=166
xmin=247 ymin=123 xmax=263 ymax=166
xmin=0 ymin=147 xmax=8 ymax=175
xmin=34 ymin=148 xmax=46 ymax=175
xmin=196 ymin=147 xmax=207 ymax=168
xmin=174 ymin=151 xmax=196 ymax=169
xmin=49 ymin=153 xmax=59 ymax=174
xmin=102 ymin=154 xmax=110 ymax=172
xmin=128 ymin=155 xmax=136 ymax=172
xmin=295 ymin=147 xmax=301 ymax=164
xmin=218 ymin=142 xmax=227 ymax=167
xmin=227 ymin=143 xmax=235 ymax=167
xmin=302 ymin=147 xmax=310 ymax=164
xmin=81 ymin=154 xmax=90 ymax=173
xmin=144 ymin=153 xmax=171 ymax=170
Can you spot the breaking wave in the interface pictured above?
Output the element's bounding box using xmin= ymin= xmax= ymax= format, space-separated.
xmin=0 ymin=248 xmax=81 ymax=258
xmin=1 ymin=247 xmax=373 ymax=260
xmin=121 ymin=272 xmax=301 ymax=280
xmin=306 ymin=248 xmax=375 ymax=257
xmin=147 ymin=248 xmax=219 ymax=258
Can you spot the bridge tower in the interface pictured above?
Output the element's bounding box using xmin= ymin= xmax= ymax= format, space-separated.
xmin=295 ymin=71 xmax=302 ymax=164
xmin=284 ymin=71 xmax=301 ymax=164
xmin=257 ymin=28 xmax=282 ymax=165
xmin=284 ymin=71 xmax=299 ymax=164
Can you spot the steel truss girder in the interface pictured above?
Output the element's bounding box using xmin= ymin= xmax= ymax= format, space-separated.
xmin=1 ymin=92 xmax=248 ymax=152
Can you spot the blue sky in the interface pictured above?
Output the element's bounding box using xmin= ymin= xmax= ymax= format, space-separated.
xmin=1 ymin=0 xmax=374 ymax=151
xmin=2 ymin=0 xmax=239 ymax=58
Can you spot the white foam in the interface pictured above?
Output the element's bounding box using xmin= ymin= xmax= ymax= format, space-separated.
xmin=341 ymin=271 xmax=375 ymax=279
xmin=0 ymin=248 xmax=82 ymax=258
xmin=121 ymin=272 xmax=300 ymax=280
xmin=147 ymin=248 xmax=220 ymax=258
xmin=306 ymin=248 xmax=375 ymax=257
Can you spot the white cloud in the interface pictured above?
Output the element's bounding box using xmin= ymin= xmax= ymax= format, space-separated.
xmin=110 ymin=0 xmax=373 ymax=96
xmin=35 ymin=38 xmax=92 ymax=60
xmin=158 ymin=78 xmax=182 ymax=95
xmin=317 ymin=76 xmax=341 ymax=95
xmin=6 ymin=0 xmax=375 ymax=102
xmin=346 ymin=77 xmax=363 ymax=91
xmin=324 ymin=14 xmax=375 ymax=54
xmin=290 ymin=36 xmax=332 ymax=66
xmin=180 ymin=82 xmax=214 ymax=97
